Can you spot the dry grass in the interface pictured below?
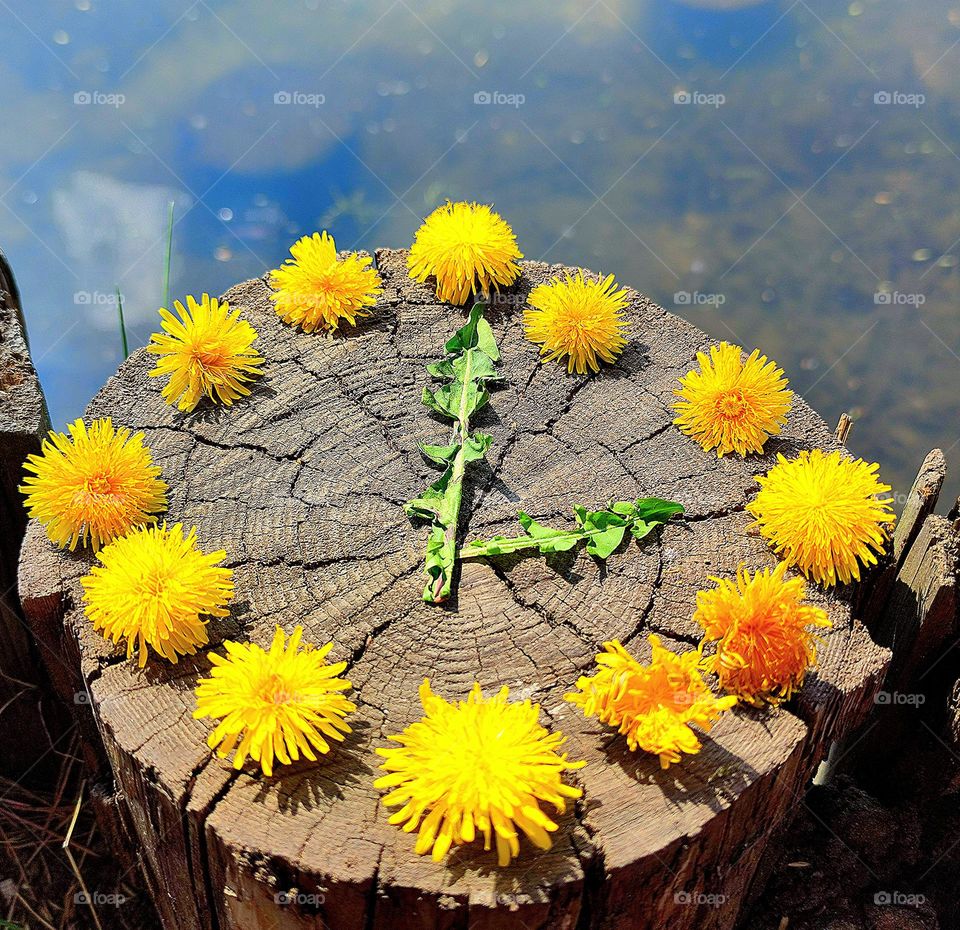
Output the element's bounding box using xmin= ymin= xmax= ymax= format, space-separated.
xmin=0 ymin=733 xmax=159 ymax=930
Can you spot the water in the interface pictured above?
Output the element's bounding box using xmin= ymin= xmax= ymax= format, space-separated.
xmin=2 ymin=0 xmax=959 ymax=506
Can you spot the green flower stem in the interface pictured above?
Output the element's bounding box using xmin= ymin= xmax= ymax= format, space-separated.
xmin=429 ymin=353 xmax=473 ymax=601
xmin=461 ymin=499 xmax=685 ymax=562
xmin=461 ymin=527 xmax=586 ymax=559
xmin=405 ymin=304 xmax=499 ymax=603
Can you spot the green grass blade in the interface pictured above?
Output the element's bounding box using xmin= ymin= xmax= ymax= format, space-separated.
xmin=162 ymin=199 xmax=174 ymax=310
xmin=115 ymin=286 xmax=129 ymax=359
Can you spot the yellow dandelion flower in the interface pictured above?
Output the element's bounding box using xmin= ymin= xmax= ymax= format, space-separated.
xmin=194 ymin=625 xmax=354 ymax=777
xmin=565 ymin=636 xmax=737 ymax=769
xmin=147 ymin=294 xmax=264 ymax=413
xmin=748 ymin=449 xmax=895 ymax=586
xmin=407 ymin=201 xmax=523 ymax=306
xmin=524 ymin=271 xmax=630 ymax=374
xmin=694 ymin=563 xmax=832 ymax=706
xmin=375 ymin=679 xmax=584 ymax=865
xmin=20 ymin=418 xmax=167 ymax=551
xmin=673 ymin=342 xmax=791 ymax=457
xmin=81 ymin=523 xmax=231 ymax=667
xmin=269 ymin=231 xmax=381 ymax=333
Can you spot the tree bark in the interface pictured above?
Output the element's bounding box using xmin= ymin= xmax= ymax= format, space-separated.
xmin=0 ymin=247 xmax=67 ymax=780
xmin=19 ymin=249 xmax=889 ymax=929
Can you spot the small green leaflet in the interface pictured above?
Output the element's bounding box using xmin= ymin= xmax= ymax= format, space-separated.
xmin=460 ymin=498 xmax=684 ymax=561
xmin=404 ymin=304 xmax=500 ymax=603
xmin=418 ymin=434 xmax=492 ymax=467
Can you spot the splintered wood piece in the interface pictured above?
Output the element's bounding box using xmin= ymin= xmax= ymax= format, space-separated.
xmin=19 ymin=250 xmax=888 ymax=930
xmin=876 ymin=514 xmax=958 ymax=688
xmin=894 ymin=448 xmax=946 ymax=563
xmin=834 ymin=412 xmax=853 ymax=445
xmin=859 ymin=448 xmax=949 ymax=638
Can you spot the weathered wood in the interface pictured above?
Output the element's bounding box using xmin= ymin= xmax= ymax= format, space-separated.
xmin=874 ymin=514 xmax=958 ymax=689
xmin=19 ymin=250 xmax=889 ymax=930
xmin=856 ymin=448 xmax=947 ymax=626
xmin=947 ymin=676 xmax=960 ymax=747
xmin=893 ymin=449 xmax=946 ymax=564
xmin=853 ymin=449 xmax=956 ymax=690
xmin=0 ymin=248 xmax=63 ymax=778
xmin=833 ymin=412 xmax=853 ymax=445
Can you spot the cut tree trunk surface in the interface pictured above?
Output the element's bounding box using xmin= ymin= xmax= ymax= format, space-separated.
xmin=19 ymin=250 xmax=889 ymax=930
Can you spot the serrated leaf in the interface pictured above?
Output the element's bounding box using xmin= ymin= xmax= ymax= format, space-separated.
xmin=625 ymin=497 xmax=684 ymax=541
xmin=460 ymin=381 xmax=490 ymax=419
xmin=474 ymin=314 xmax=500 ymax=362
xmin=422 ymin=525 xmax=452 ymax=601
xmin=630 ymin=520 xmax=655 ymax=540
xmin=454 ymin=349 xmax=499 ymax=382
xmin=585 ymin=524 xmax=628 ymax=558
xmin=419 ymin=442 xmax=458 ymax=466
xmin=515 ymin=512 xmax=581 ymax=553
xmin=536 ymin=535 xmax=582 ymax=554
xmin=404 ymin=469 xmax=452 ymax=520
xmin=634 ymin=497 xmax=686 ymax=523
xmin=444 ymin=304 xmax=482 ymax=354
xmin=444 ymin=304 xmax=500 ymax=361
xmin=609 ymin=501 xmax=636 ymax=517
xmin=579 ymin=510 xmax=629 ymax=559
xmin=427 ymin=379 xmax=490 ymax=422
xmin=461 ymin=534 xmax=510 ymax=556
xmin=426 ymin=359 xmax=455 ymax=379
xmin=579 ymin=510 xmax=628 ymax=532
xmin=517 ymin=511 xmax=560 ymax=538
xmin=420 ymin=387 xmax=450 ymax=418
xmin=462 ymin=497 xmax=683 ymax=562
xmin=417 ymin=432 xmax=492 ymax=469
xmin=404 ymin=499 xmax=443 ymax=521
xmin=463 ymin=433 xmax=492 ymax=462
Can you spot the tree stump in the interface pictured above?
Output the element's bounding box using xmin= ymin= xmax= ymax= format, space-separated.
xmin=19 ymin=250 xmax=890 ymax=930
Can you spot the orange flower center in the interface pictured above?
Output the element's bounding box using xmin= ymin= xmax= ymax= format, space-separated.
xmin=192 ymin=347 xmax=227 ymax=371
xmin=264 ymin=674 xmax=296 ymax=705
xmin=142 ymin=569 xmax=172 ymax=599
xmin=715 ymin=389 xmax=749 ymax=420
xmin=84 ymin=473 xmax=116 ymax=496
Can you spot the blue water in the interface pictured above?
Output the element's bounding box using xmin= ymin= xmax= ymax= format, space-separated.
xmin=2 ymin=0 xmax=959 ymax=503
